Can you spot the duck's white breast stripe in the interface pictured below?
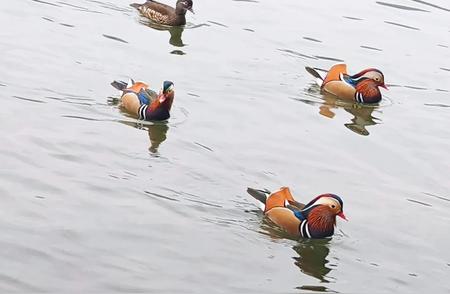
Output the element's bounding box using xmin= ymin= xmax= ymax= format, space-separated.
xmin=300 ymin=220 xmax=311 ymax=238
xmin=305 ymin=223 xmax=311 ymax=238
xmin=300 ymin=221 xmax=306 ymax=237
xmin=355 ymin=92 xmax=364 ymax=103
xmin=139 ymin=105 xmax=148 ymax=120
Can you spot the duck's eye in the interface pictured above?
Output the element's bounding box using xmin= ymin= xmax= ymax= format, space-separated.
xmin=331 ymin=204 xmax=336 ymax=209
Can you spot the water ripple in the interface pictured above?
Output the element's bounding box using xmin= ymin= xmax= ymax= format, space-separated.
xmin=207 ymin=20 xmax=228 ymax=28
xmin=376 ymin=1 xmax=430 ymax=12
xmin=0 ymin=273 xmax=43 ymax=292
xmin=360 ymin=45 xmax=383 ymax=51
xmin=314 ymin=55 xmax=345 ymax=62
xmin=59 ymin=23 xmax=74 ymax=28
xmin=343 ymin=16 xmax=363 ymax=21
xmin=409 ymin=0 xmax=450 ymax=12
xmin=194 ymin=142 xmax=214 ymax=152
xmin=303 ymin=36 xmax=322 ymax=43
xmin=278 ymin=48 xmax=317 ymax=60
xmin=13 ymin=96 xmax=45 ymax=103
xmin=424 ymin=103 xmax=450 ymax=108
xmin=407 ymin=198 xmax=432 ymax=207
xmin=384 ymin=21 xmax=420 ymax=30
xmin=57 ymin=1 xmax=103 ymax=14
xmin=102 ymin=34 xmax=128 ymax=44
xmin=422 ymin=192 xmax=450 ymax=203
xmin=30 ymin=0 xmax=60 ymax=7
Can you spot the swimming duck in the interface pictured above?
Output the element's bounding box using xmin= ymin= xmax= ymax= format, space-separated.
xmin=111 ymin=79 xmax=174 ymax=121
xmin=247 ymin=187 xmax=346 ymax=239
xmin=306 ymin=64 xmax=387 ymax=103
xmin=130 ymin=0 xmax=194 ymax=26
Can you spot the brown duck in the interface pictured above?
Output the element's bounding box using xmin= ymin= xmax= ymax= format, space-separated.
xmin=131 ymin=0 xmax=194 ymax=26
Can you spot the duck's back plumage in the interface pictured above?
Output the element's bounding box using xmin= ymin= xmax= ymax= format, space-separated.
xmin=131 ymin=1 xmax=186 ymax=26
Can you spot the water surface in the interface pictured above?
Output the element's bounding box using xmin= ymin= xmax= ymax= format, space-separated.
xmin=1 ymin=0 xmax=449 ymax=293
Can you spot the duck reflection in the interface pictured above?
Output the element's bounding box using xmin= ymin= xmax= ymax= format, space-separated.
xmin=293 ymin=239 xmax=332 ymax=283
xmin=140 ymin=19 xmax=185 ymax=47
xmin=300 ymin=86 xmax=381 ymax=136
xmin=109 ymin=96 xmax=170 ymax=154
xmin=320 ymin=92 xmax=379 ymax=136
xmin=118 ymin=120 xmax=169 ymax=154
xmin=258 ymin=220 xmax=335 ymax=284
xmin=147 ymin=122 xmax=169 ymax=154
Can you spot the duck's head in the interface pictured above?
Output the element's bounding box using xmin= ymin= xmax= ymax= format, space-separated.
xmin=176 ymin=0 xmax=194 ymax=14
xmin=159 ymin=81 xmax=175 ymax=104
xmin=303 ymin=194 xmax=346 ymax=221
xmin=352 ymin=68 xmax=387 ymax=90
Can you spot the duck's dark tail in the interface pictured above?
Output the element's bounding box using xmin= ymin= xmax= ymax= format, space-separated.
xmin=111 ymin=80 xmax=128 ymax=91
xmin=130 ymin=3 xmax=141 ymax=9
xmin=111 ymin=78 xmax=136 ymax=91
xmin=305 ymin=66 xmax=324 ymax=80
xmin=247 ymin=188 xmax=271 ymax=211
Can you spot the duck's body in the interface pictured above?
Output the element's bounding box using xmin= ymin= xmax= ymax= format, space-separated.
xmin=111 ymin=79 xmax=174 ymax=121
xmin=247 ymin=187 xmax=346 ymax=239
xmin=131 ymin=0 xmax=194 ymax=26
xmin=306 ymin=64 xmax=387 ymax=104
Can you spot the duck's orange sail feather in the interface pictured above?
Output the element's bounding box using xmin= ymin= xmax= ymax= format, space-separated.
xmin=264 ymin=187 xmax=295 ymax=212
xmin=322 ymin=64 xmax=348 ymax=87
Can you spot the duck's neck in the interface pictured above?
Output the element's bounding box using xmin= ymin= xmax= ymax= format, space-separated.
xmin=150 ymin=95 xmax=174 ymax=112
xmin=175 ymin=6 xmax=187 ymax=16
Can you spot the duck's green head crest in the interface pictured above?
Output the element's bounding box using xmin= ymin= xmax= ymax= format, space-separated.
xmin=162 ymin=81 xmax=174 ymax=94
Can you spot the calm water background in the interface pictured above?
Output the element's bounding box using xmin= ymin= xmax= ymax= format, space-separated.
xmin=1 ymin=0 xmax=449 ymax=292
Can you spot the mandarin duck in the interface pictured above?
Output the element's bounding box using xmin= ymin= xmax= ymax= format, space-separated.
xmin=131 ymin=0 xmax=194 ymax=26
xmin=306 ymin=64 xmax=387 ymax=103
xmin=247 ymin=187 xmax=346 ymax=239
xmin=111 ymin=79 xmax=174 ymax=121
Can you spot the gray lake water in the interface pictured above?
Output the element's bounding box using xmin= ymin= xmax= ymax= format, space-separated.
xmin=1 ymin=0 xmax=449 ymax=293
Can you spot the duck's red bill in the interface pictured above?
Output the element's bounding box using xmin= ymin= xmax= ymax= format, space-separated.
xmin=381 ymin=84 xmax=388 ymax=90
xmin=338 ymin=212 xmax=347 ymax=221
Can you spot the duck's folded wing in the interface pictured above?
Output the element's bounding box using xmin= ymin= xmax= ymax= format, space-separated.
xmin=144 ymin=89 xmax=158 ymax=102
xmin=134 ymin=1 xmax=174 ymax=21
xmin=322 ymin=64 xmax=348 ymax=86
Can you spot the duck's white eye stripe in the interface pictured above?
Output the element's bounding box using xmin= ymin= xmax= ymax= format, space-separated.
xmin=314 ymin=197 xmax=340 ymax=208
